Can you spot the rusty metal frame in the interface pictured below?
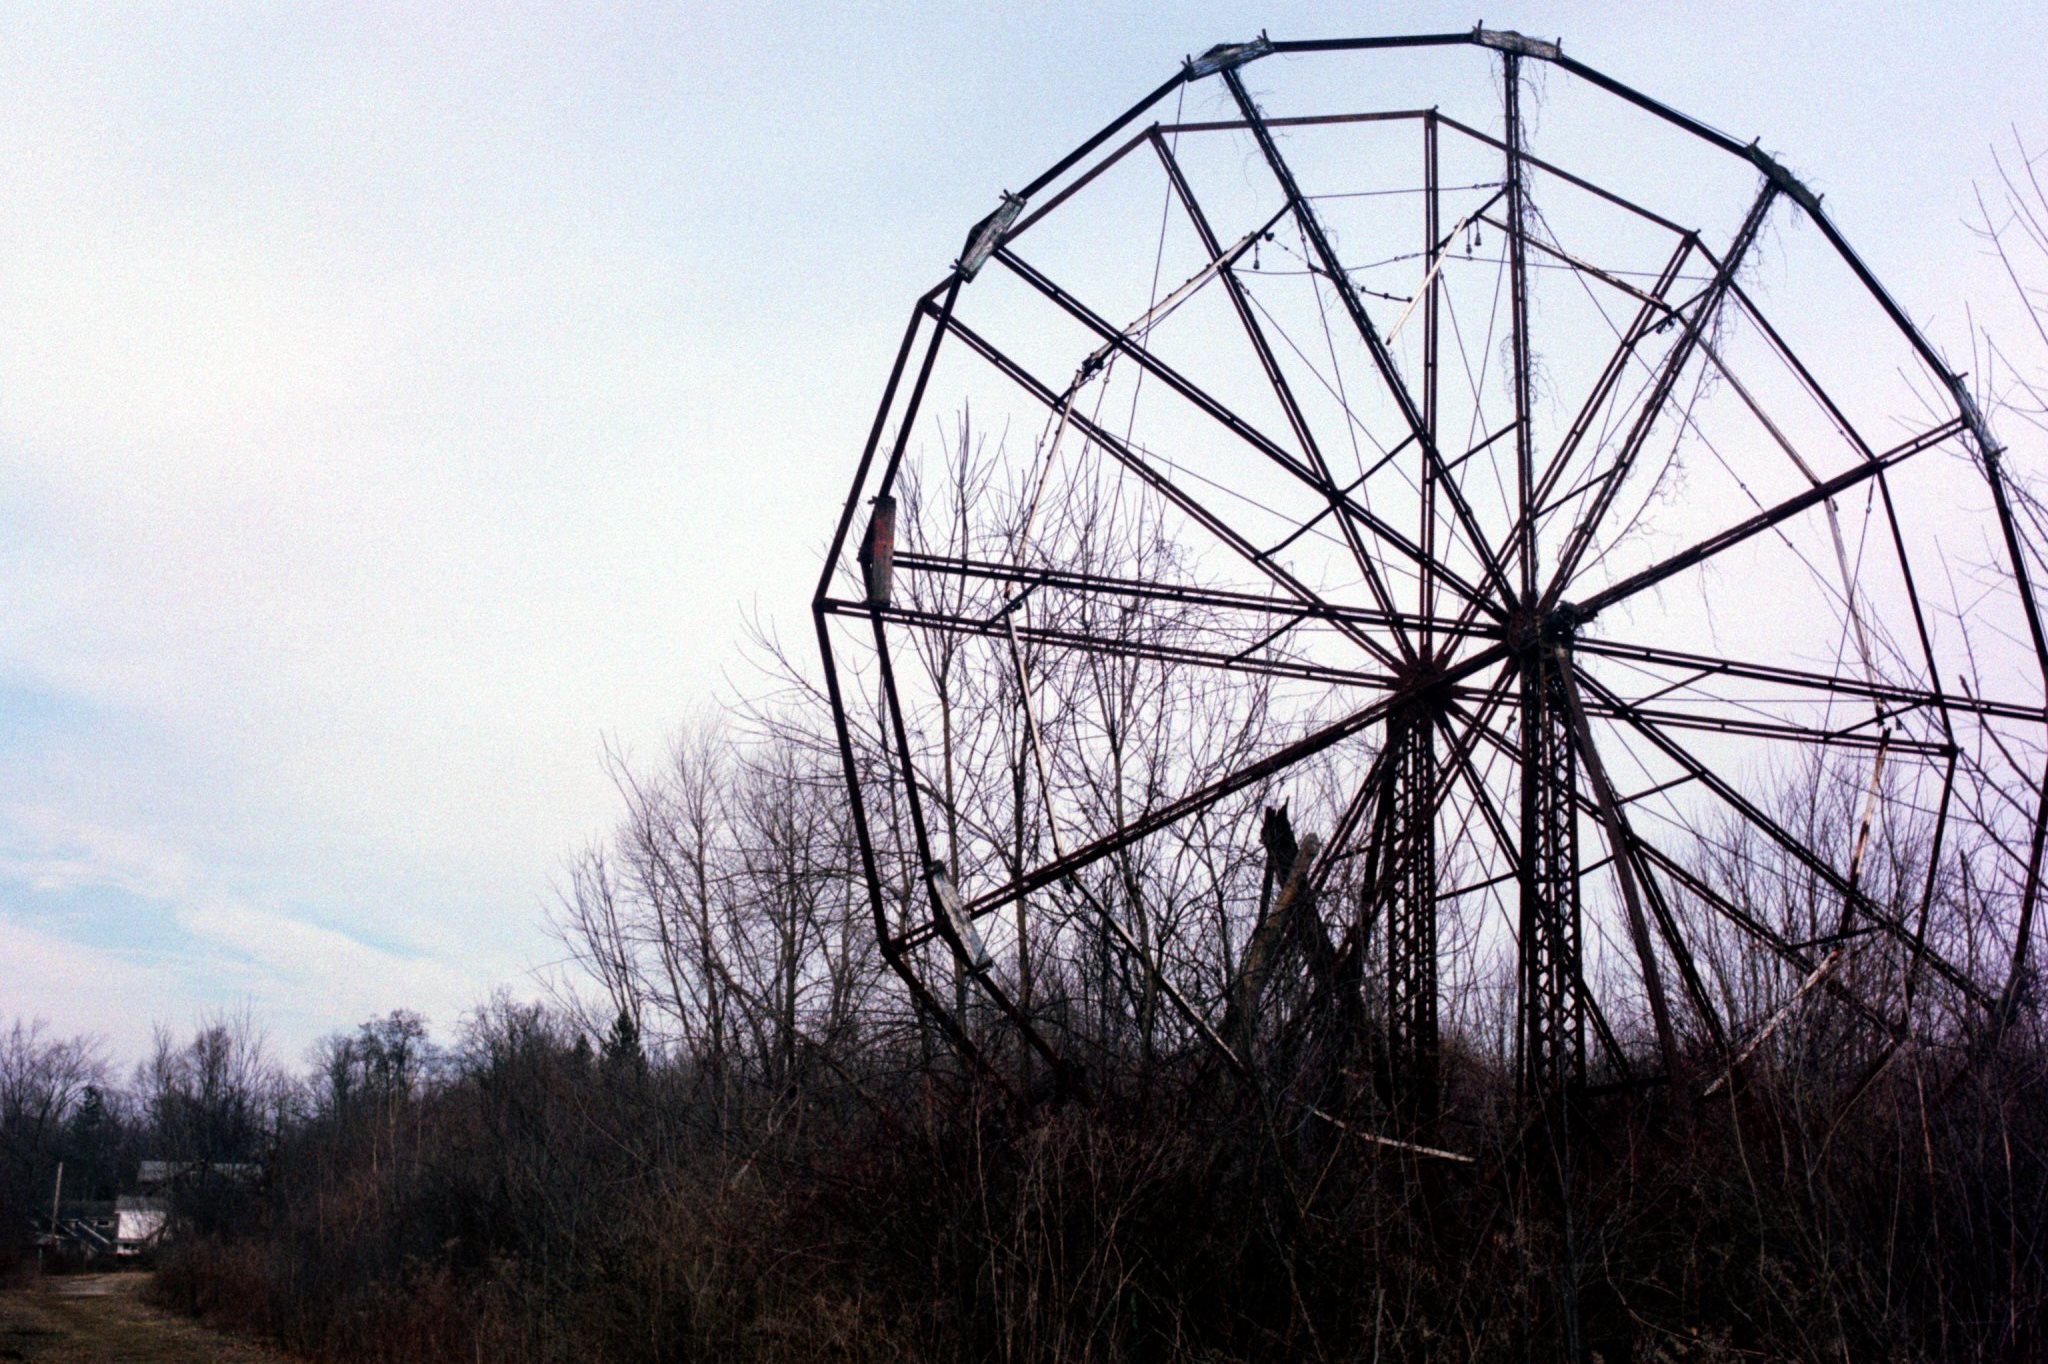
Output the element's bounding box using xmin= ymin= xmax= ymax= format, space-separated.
xmin=812 ymin=26 xmax=2048 ymax=1114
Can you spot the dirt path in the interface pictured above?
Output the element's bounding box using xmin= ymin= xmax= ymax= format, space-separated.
xmin=0 ymin=1274 xmax=296 ymax=1364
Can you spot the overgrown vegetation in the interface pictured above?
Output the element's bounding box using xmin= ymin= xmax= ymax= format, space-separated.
xmin=126 ymin=905 xmax=2048 ymax=1361
xmin=10 ymin=889 xmax=2047 ymax=1360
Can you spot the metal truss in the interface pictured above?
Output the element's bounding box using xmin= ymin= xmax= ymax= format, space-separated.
xmin=1377 ymin=704 xmax=1440 ymax=1108
xmin=812 ymin=26 xmax=2048 ymax=1133
xmin=1520 ymin=638 xmax=1586 ymax=1098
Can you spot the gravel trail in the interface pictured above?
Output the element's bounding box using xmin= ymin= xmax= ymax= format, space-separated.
xmin=0 ymin=1275 xmax=296 ymax=1364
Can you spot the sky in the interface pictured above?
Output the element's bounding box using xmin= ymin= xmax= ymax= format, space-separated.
xmin=1 ymin=1 xmax=2041 ymax=1066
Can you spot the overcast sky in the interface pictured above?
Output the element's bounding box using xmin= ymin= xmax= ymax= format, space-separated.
xmin=2 ymin=1 xmax=2040 ymax=1064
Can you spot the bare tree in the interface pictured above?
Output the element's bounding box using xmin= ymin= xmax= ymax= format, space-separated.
xmin=549 ymin=712 xmax=887 ymax=1114
xmin=139 ymin=1010 xmax=288 ymax=1170
xmin=0 ymin=1019 xmax=106 ymax=1248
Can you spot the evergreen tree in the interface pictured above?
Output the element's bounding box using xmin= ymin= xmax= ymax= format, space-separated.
xmin=600 ymin=1008 xmax=643 ymax=1073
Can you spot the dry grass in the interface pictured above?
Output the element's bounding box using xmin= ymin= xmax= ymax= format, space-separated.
xmin=0 ymin=1273 xmax=299 ymax=1364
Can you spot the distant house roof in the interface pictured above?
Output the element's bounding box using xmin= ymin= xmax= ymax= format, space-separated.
xmin=137 ymin=1159 xmax=258 ymax=1186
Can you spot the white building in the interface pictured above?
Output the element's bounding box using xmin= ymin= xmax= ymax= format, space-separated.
xmin=113 ymin=1195 xmax=167 ymax=1254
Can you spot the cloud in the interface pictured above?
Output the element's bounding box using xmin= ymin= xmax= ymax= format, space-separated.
xmin=2 ymin=894 xmax=494 ymax=1065
xmin=0 ymin=47 xmax=703 ymax=975
xmin=174 ymin=897 xmax=487 ymax=1040
xmin=0 ymin=803 xmax=499 ymax=1059
xmin=0 ymin=914 xmax=198 ymax=1062
xmin=0 ymin=804 xmax=198 ymax=902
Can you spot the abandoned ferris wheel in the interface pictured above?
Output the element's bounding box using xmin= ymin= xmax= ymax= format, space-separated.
xmin=811 ymin=29 xmax=2048 ymax=1139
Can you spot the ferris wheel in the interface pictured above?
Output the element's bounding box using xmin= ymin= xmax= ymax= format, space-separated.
xmin=812 ymin=29 xmax=2048 ymax=1131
